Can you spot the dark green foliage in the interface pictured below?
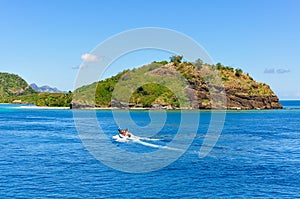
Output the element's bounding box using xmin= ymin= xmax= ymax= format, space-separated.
xmin=215 ymin=63 xmax=234 ymax=71
xmin=222 ymin=77 xmax=229 ymax=81
xmin=95 ymin=80 xmax=115 ymax=106
xmin=13 ymin=92 xmax=72 ymax=107
xmin=0 ymin=72 xmax=71 ymax=107
xmin=95 ymin=70 xmax=129 ymax=106
xmin=70 ymin=58 xmax=276 ymax=108
xmin=216 ymin=62 xmax=223 ymax=70
xmin=1 ymin=57 xmax=270 ymax=109
xmin=152 ymin=60 xmax=168 ymax=65
xmin=73 ymin=61 xmax=187 ymax=108
xmin=76 ymin=58 xmax=283 ymax=109
xmin=0 ymin=91 xmax=71 ymax=107
xmin=235 ymin=68 xmax=243 ymax=77
xmin=130 ymin=83 xmax=179 ymax=107
xmin=0 ymin=72 xmax=36 ymax=99
xmin=170 ymin=55 xmax=183 ymax=65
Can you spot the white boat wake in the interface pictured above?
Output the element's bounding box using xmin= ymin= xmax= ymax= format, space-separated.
xmin=112 ymin=134 xmax=182 ymax=151
xmin=135 ymin=139 xmax=182 ymax=151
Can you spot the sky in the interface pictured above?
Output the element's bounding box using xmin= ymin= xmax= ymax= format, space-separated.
xmin=0 ymin=0 xmax=299 ymax=99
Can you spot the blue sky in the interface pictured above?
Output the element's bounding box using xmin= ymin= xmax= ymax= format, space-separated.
xmin=0 ymin=0 xmax=299 ymax=99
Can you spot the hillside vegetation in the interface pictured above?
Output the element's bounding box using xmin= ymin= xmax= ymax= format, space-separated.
xmin=0 ymin=72 xmax=72 ymax=107
xmin=72 ymin=56 xmax=282 ymax=110
xmin=0 ymin=72 xmax=36 ymax=101
xmin=0 ymin=57 xmax=282 ymax=109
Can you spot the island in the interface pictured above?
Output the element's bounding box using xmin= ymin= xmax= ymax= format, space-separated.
xmin=72 ymin=56 xmax=282 ymax=110
xmin=0 ymin=56 xmax=282 ymax=110
xmin=0 ymin=72 xmax=72 ymax=107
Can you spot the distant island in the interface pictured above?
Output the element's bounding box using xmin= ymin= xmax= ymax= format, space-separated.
xmin=0 ymin=72 xmax=72 ymax=107
xmin=30 ymin=83 xmax=66 ymax=93
xmin=0 ymin=56 xmax=282 ymax=110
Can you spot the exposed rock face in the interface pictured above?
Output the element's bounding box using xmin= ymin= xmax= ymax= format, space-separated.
xmin=165 ymin=62 xmax=282 ymax=110
xmin=70 ymin=102 xmax=94 ymax=109
xmin=225 ymin=89 xmax=282 ymax=110
xmin=72 ymin=61 xmax=282 ymax=110
xmin=148 ymin=63 xmax=282 ymax=110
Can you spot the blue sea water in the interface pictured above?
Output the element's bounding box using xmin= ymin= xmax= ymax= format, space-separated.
xmin=0 ymin=101 xmax=300 ymax=198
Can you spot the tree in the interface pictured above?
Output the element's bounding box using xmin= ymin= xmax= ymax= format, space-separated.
xmin=216 ymin=62 xmax=223 ymax=70
xmin=170 ymin=55 xmax=183 ymax=65
xmin=194 ymin=58 xmax=203 ymax=70
xmin=235 ymin=68 xmax=243 ymax=77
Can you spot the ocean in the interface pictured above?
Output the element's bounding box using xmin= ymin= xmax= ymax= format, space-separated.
xmin=0 ymin=101 xmax=299 ymax=198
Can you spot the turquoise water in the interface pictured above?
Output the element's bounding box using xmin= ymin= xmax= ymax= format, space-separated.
xmin=0 ymin=102 xmax=300 ymax=198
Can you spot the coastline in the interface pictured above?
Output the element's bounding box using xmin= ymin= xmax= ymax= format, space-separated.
xmin=70 ymin=106 xmax=282 ymax=111
xmin=2 ymin=102 xmax=295 ymax=111
xmin=18 ymin=105 xmax=70 ymax=110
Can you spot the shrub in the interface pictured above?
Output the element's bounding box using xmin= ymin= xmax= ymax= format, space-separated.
xmin=222 ymin=77 xmax=229 ymax=81
xmin=235 ymin=68 xmax=243 ymax=77
xmin=194 ymin=58 xmax=203 ymax=70
xmin=170 ymin=55 xmax=183 ymax=65
xmin=216 ymin=63 xmax=223 ymax=70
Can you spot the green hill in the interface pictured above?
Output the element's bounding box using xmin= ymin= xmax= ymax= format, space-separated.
xmin=0 ymin=72 xmax=72 ymax=107
xmin=1 ymin=57 xmax=282 ymax=110
xmin=0 ymin=72 xmax=36 ymax=102
xmin=72 ymin=57 xmax=282 ymax=110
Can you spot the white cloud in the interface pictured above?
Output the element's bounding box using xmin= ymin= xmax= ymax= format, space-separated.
xmin=81 ymin=53 xmax=101 ymax=62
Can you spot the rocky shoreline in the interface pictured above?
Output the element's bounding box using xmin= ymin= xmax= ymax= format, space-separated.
xmin=71 ymin=97 xmax=282 ymax=110
xmin=71 ymin=60 xmax=283 ymax=110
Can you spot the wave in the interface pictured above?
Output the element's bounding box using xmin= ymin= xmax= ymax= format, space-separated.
xmin=112 ymin=134 xmax=182 ymax=151
xmin=134 ymin=139 xmax=182 ymax=151
xmin=138 ymin=137 xmax=160 ymax=141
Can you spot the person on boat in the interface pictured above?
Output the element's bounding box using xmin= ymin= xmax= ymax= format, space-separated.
xmin=118 ymin=128 xmax=132 ymax=137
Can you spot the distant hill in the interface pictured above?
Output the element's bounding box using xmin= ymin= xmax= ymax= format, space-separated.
xmin=0 ymin=72 xmax=36 ymax=102
xmin=30 ymin=83 xmax=65 ymax=93
xmin=72 ymin=57 xmax=282 ymax=110
xmin=0 ymin=57 xmax=283 ymax=110
xmin=0 ymin=72 xmax=72 ymax=107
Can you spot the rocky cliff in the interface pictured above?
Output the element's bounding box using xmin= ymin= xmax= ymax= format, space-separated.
xmin=72 ymin=59 xmax=282 ymax=110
